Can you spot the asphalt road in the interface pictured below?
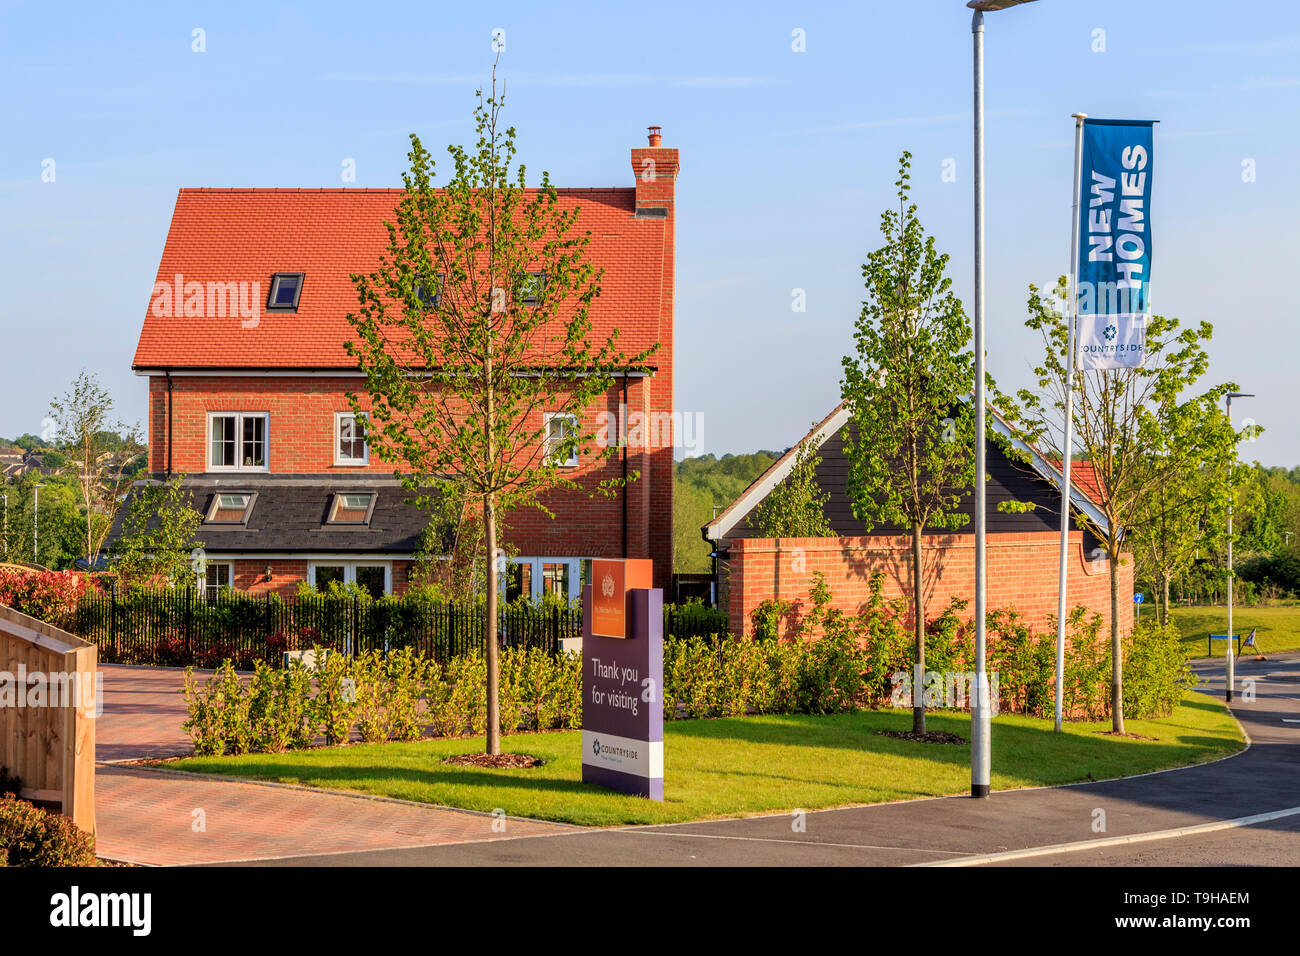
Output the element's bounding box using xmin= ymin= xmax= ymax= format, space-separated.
xmin=236 ymin=653 xmax=1300 ymax=867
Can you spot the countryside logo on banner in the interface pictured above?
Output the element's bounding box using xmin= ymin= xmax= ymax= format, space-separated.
xmin=1076 ymin=118 xmax=1155 ymax=370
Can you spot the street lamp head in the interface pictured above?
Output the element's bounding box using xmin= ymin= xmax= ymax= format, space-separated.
xmin=967 ymin=0 xmax=1038 ymax=10
xmin=1227 ymin=392 xmax=1254 ymax=399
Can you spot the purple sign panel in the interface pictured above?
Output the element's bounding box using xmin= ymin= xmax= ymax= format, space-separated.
xmin=581 ymin=585 xmax=664 ymax=801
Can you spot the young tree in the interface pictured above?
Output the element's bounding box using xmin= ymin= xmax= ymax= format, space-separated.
xmin=48 ymin=370 xmax=143 ymax=569
xmin=1130 ymin=396 xmax=1236 ymax=624
xmin=344 ymin=66 xmax=653 ymax=756
xmin=840 ymin=153 xmax=976 ymax=735
xmin=749 ymin=429 xmax=833 ymax=539
xmin=112 ymin=476 xmax=204 ymax=586
xmin=1006 ymin=278 xmax=1233 ymax=732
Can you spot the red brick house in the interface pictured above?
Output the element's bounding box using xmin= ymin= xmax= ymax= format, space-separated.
xmin=704 ymin=402 xmax=1133 ymax=639
xmin=119 ymin=129 xmax=679 ymax=599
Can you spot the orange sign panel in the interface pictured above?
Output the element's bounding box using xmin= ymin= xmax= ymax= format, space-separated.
xmin=591 ymin=559 xmax=652 ymax=639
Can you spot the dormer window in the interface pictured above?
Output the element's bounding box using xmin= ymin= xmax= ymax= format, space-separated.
xmin=267 ymin=273 xmax=304 ymax=311
xmin=206 ymin=491 xmax=255 ymax=524
xmin=518 ymin=272 xmax=547 ymax=305
xmin=328 ymin=492 xmax=376 ymax=525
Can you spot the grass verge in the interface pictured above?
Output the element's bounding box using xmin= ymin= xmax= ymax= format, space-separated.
xmin=1170 ymin=604 xmax=1300 ymax=657
xmin=165 ymin=689 xmax=1244 ymax=827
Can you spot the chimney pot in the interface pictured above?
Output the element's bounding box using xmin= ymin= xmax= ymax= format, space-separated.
xmin=647 ymin=126 xmax=662 ymax=147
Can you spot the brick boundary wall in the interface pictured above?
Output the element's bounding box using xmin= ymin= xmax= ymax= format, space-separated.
xmin=727 ymin=531 xmax=1132 ymax=640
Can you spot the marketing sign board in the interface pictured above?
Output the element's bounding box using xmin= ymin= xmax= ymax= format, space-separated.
xmin=1076 ymin=118 xmax=1155 ymax=370
xmin=590 ymin=558 xmax=652 ymax=639
xmin=581 ymin=561 xmax=663 ymax=800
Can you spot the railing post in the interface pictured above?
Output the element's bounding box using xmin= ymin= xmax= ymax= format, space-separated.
xmin=109 ymin=582 xmax=118 ymax=662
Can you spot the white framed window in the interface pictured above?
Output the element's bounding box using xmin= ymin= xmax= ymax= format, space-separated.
xmin=201 ymin=562 xmax=233 ymax=601
xmin=308 ymin=560 xmax=391 ymax=598
xmin=208 ymin=412 xmax=268 ymax=471
xmin=335 ymin=411 xmax=368 ymax=465
xmin=544 ymin=412 xmax=578 ymax=468
xmin=503 ymin=557 xmax=584 ymax=602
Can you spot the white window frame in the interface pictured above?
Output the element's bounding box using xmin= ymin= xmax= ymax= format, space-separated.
xmin=543 ymin=412 xmax=579 ymax=468
xmin=503 ymin=557 xmax=584 ymax=602
xmin=308 ymin=560 xmax=392 ymax=595
xmin=334 ymin=411 xmax=369 ymax=466
xmin=199 ymin=561 xmax=234 ymax=601
xmin=207 ymin=411 xmax=269 ymax=472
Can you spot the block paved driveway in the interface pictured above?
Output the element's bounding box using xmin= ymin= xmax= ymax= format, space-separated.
xmin=94 ymin=665 xmax=572 ymax=865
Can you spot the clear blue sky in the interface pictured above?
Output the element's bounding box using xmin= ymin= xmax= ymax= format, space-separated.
xmin=2 ymin=0 xmax=1297 ymax=465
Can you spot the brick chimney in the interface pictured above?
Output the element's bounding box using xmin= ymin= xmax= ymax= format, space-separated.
xmin=630 ymin=125 xmax=680 ymax=219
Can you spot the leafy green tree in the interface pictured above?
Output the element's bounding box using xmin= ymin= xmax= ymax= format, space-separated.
xmin=344 ymin=64 xmax=653 ymax=755
xmin=1 ymin=474 xmax=84 ymax=568
xmin=111 ymin=476 xmax=204 ymax=586
xmin=1234 ymin=464 xmax=1300 ymax=556
xmin=1130 ymin=396 xmax=1236 ymax=624
xmin=1005 ymin=278 xmax=1234 ymax=732
xmin=750 ymin=430 xmax=832 ymax=538
xmin=47 ymin=370 xmax=143 ymax=569
xmin=839 ymin=152 xmax=976 ymax=734
xmin=674 ymin=451 xmax=778 ymax=573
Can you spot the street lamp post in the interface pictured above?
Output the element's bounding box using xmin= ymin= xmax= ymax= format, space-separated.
xmin=969 ymin=0 xmax=1038 ymax=799
xmin=1225 ymin=392 xmax=1253 ymax=701
xmin=33 ymin=483 xmax=45 ymax=563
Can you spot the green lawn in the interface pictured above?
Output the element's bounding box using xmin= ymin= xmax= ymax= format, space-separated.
xmin=1170 ymin=603 xmax=1300 ymax=657
xmin=166 ymin=691 xmax=1243 ymax=827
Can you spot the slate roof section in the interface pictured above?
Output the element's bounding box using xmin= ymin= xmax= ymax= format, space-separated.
xmin=132 ymin=187 xmax=667 ymax=370
xmin=704 ymin=401 xmax=1111 ymax=548
xmin=113 ymin=477 xmax=437 ymax=554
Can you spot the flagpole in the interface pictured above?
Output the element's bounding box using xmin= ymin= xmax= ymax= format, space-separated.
xmin=1054 ymin=112 xmax=1087 ymax=733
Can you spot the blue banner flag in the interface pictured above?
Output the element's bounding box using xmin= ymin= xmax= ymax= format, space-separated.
xmin=1076 ymin=119 xmax=1155 ymax=370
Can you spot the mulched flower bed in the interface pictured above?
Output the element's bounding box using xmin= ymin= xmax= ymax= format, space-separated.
xmin=1093 ymin=730 xmax=1157 ymax=741
xmin=442 ymin=753 xmax=545 ymax=769
xmin=874 ymin=730 xmax=967 ymax=745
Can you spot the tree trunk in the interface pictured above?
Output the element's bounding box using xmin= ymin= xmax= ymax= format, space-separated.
xmin=912 ymin=521 xmax=926 ymax=734
xmin=1161 ymin=573 xmax=1171 ymax=628
xmin=1110 ymin=551 xmax=1124 ymax=733
xmin=484 ymin=494 xmax=501 ymax=755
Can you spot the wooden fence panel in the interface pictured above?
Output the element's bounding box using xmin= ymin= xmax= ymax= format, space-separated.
xmin=0 ymin=604 xmax=97 ymax=835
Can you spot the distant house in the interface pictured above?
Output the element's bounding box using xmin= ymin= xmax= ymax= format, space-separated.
xmin=110 ymin=129 xmax=681 ymax=599
xmin=3 ymin=450 xmax=57 ymax=480
xmin=702 ymin=402 xmax=1132 ymax=639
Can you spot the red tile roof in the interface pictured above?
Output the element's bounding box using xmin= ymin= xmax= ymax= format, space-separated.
xmin=1051 ymin=459 xmax=1105 ymax=505
xmin=133 ymin=188 xmax=668 ymax=370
